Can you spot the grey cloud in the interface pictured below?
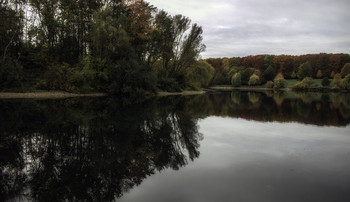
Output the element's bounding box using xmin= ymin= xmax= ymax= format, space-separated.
xmin=148 ymin=0 xmax=350 ymax=57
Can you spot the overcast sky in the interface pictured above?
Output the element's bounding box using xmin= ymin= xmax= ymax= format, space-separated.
xmin=146 ymin=0 xmax=350 ymax=58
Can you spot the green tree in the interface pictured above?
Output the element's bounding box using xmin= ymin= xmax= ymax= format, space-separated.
xmin=90 ymin=7 xmax=156 ymax=96
xmin=322 ymin=77 xmax=330 ymax=87
xmin=231 ymin=72 xmax=241 ymax=87
xmin=240 ymin=68 xmax=255 ymax=85
xmin=29 ymin=0 xmax=60 ymax=51
xmin=340 ymin=74 xmax=350 ymax=89
xmin=262 ymin=65 xmax=276 ymax=81
xmin=187 ymin=60 xmax=215 ymax=88
xmin=266 ymin=81 xmax=274 ymax=88
xmin=273 ymin=73 xmax=286 ymax=89
xmin=340 ymin=63 xmax=350 ymax=77
xmin=263 ymin=55 xmax=274 ymax=69
xmin=211 ymin=70 xmax=226 ymax=85
xmin=57 ymin=0 xmax=102 ymax=63
xmin=150 ymin=10 xmax=205 ymax=89
xmin=0 ymin=2 xmax=23 ymax=59
xmin=297 ymin=62 xmax=312 ymax=80
xmin=248 ymin=74 xmax=260 ymax=86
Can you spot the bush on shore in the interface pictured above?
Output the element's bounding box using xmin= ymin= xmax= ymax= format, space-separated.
xmin=273 ymin=73 xmax=286 ymax=89
xmin=340 ymin=74 xmax=350 ymax=90
xmin=321 ymin=77 xmax=330 ymax=87
xmin=265 ymin=81 xmax=274 ymax=88
xmin=293 ymin=77 xmax=321 ymax=89
xmin=248 ymin=74 xmax=261 ymax=86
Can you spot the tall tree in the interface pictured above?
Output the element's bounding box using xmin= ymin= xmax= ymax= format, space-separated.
xmin=125 ymin=0 xmax=155 ymax=61
xmin=151 ymin=11 xmax=205 ymax=78
xmin=0 ymin=1 xmax=23 ymax=59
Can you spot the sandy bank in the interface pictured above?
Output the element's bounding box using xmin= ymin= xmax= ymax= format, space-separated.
xmin=157 ymin=90 xmax=206 ymax=96
xmin=0 ymin=92 xmax=106 ymax=99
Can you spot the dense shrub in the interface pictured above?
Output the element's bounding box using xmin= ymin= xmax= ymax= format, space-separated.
xmin=0 ymin=57 xmax=24 ymax=90
xmin=231 ymin=73 xmax=242 ymax=87
xmin=340 ymin=74 xmax=350 ymax=90
xmin=248 ymin=74 xmax=260 ymax=86
xmin=265 ymin=81 xmax=274 ymax=88
xmin=293 ymin=77 xmax=320 ymax=89
xmin=273 ymin=78 xmax=286 ymax=89
xmin=107 ymin=58 xmax=157 ymax=97
xmin=297 ymin=62 xmax=312 ymax=80
xmin=321 ymin=77 xmax=330 ymax=87
xmin=157 ymin=77 xmax=181 ymax=92
xmin=273 ymin=73 xmax=286 ymax=89
xmin=42 ymin=63 xmax=73 ymax=91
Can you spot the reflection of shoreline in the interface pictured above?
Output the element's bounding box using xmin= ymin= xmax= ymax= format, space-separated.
xmin=210 ymin=86 xmax=350 ymax=93
xmin=185 ymin=92 xmax=350 ymax=127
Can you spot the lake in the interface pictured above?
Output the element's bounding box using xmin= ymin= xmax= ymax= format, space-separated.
xmin=1 ymin=91 xmax=350 ymax=201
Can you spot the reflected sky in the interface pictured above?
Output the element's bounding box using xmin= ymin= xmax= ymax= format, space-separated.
xmin=120 ymin=117 xmax=350 ymax=202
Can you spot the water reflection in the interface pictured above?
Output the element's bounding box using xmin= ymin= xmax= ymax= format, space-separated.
xmin=186 ymin=91 xmax=350 ymax=126
xmin=1 ymin=91 xmax=350 ymax=201
xmin=0 ymin=98 xmax=202 ymax=201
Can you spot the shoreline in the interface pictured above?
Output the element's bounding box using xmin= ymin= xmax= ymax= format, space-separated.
xmin=0 ymin=90 xmax=206 ymax=99
xmin=0 ymin=92 xmax=107 ymax=99
xmin=157 ymin=90 xmax=206 ymax=96
xmin=209 ymin=86 xmax=350 ymax=93
xmin=1 ymin=87 xmax=348 ymax=99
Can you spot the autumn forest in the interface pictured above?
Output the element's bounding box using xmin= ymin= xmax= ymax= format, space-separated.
xmin=1 ymin=0 xmax=350 ymax=96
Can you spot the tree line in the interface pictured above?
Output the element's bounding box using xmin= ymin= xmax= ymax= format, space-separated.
xmin=206 ymin=53 xmax=350 ymax=89
xmin=0 ymin=0 xmax=208 ymax=96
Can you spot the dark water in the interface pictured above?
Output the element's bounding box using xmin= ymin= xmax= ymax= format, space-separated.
xmin=1 ymin=91 xmax=350 ymax=202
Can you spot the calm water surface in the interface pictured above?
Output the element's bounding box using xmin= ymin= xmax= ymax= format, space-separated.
xmin=1 ymin=91 xmax=350 ymax=201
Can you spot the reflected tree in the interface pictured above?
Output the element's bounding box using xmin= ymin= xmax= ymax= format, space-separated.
xmin=2 ymin=92 xmax=350 ymax=201
xmin=0 ymin=97 xmax=202 ymax=201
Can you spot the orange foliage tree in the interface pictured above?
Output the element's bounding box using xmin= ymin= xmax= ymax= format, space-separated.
xmin=125 ymin=0 xmax=155 ymax=59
